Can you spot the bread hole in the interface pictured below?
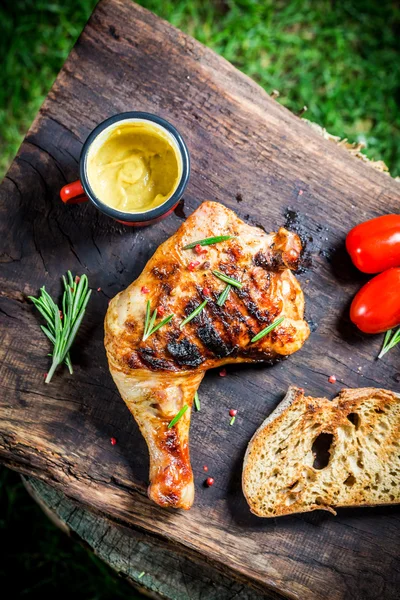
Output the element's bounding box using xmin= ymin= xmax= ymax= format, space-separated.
xmin=311 ymin=422 xmax=321 ymax=430
xmin=302 ymin=469 xmax=316 ymax=482
xmin=375 ymin=408 xmax=384 ymax=414
xmin=344 ymin=474 xmax=356 ymax=486
xmin=285 ymin=493 xmax=297 ymax=506
xmin=315 ymin=496 xmax=324 ymax=505
xmin=312 ymin=433 xmax=334 ymax=469
xmin=390 ymin=494 xmax=395 ymax=501
xmin=347 ymin=413 xmax=360 ymax=429
xmin=287 ymin=480 xmax=299 ymax=490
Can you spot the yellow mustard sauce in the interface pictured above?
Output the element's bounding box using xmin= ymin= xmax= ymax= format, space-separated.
xmin=86 ymin=121 xmax=182 ymax=213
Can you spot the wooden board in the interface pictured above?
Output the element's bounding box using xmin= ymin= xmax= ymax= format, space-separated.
xmin=1 ymin=0 xmax=399 ymax=597
xmin=23 ymin=475 xmax=273 ymax=600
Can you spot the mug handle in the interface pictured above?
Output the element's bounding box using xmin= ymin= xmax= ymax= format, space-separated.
xmin=60 ymin=180 xmax=88 ymax=204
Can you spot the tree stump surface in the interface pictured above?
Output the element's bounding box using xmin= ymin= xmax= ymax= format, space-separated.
xmin=1 ymin=1 xmax=399 ymax=598
xmin=23 ymin=475 xmax=276 ymax=599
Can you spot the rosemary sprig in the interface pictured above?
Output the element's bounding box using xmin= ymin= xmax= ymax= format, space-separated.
xmin=180 ymin=299 xmax=208 ymax=329
xmin=217 ymin=284 xmax=231 ymax=306
xmin=251 ymin=316 xmax=285 ymax=343
xmin=29 ymin=271 xmax=92 ymax=383
xmin=168 ymin=404 xmax=189 ymax=428
xmin=143 ymin=300 xmax=151 ymax=337
xmin=378 ymin=327 xmax=400 ymax=359
xmin=212 ymin=270 xmax=242 ymax=289
xmin=143 ymin=301 xmax=174 ymax=341
xmin=194 ymin=391 xmax=200 ymax=411
xmin=182 ymin=235 xmax=234 ymax=250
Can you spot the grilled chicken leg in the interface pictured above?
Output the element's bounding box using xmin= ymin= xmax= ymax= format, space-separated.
xmin=105 ymin=201 xmax=310 ymax=509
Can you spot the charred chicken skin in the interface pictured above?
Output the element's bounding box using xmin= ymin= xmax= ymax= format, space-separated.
xmin=105 ymin=201 xmax=310 ymax=509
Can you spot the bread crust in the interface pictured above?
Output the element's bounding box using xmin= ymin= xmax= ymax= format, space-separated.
xmin=242 ymin=386 xmax=400 ymax=517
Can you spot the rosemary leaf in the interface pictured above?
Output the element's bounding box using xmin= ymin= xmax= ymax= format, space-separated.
xmin=182 ymin=235 xmax=234 ymax=250
xmin=168 ymin=404 xmax=189 ymax=428
xmin=179 ymin=299 xmax=208 ymax=329
xmin=217 ymin=284 xmax=231 ymax=306
xmin=143 ymin=309 xmax=157 ymax=341
xmin=212 ymin=270 xmax=242 ymax=289
xmin=251 ymin=316 xmax=285 ymax=343
xmin=378 ymin=327 xmax=400 ymax=359
xmin=194 ymin=391 xmax=200 ymax=411
xmin=145 ymin=314 xmax=174 ymax=340
xmin=143 ymin=300 xmax=151 ymax=340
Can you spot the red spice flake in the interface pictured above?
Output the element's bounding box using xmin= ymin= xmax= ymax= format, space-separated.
xmin=157 ymin=305 xmax=165 ymax=317
xmin=219 ymin=368 xmax=227 ymax=377
xmin=298 ymin=190 xmax=304 ymax=196
xmin=328 ymin=375 xmax=337 ymax=384
xmin=110 ymin=437 xmax=117 ymax=446
xmin=229 ymin=409 xmax=237 ymax=417
xmin=203 ymin=465 xmax=208 ymax=472
xmin=97 ymin=287 xmax=101 ymax=292
xmin=141 ymin=286 xmax=150 ymax=294
xmin=298 ymin=387 xmax=305 ymax=393
xmin=202 ymin=287 xmax=211 ymax=297
xmin=70 ymin=287 xmax=74 ymax=292
xmin=59 ymin=310 xmax=63 ymax=319
xmin=194 ymin=244 xmax=207 ymax=255
xmin=44 ymin=372 xmax=48 ymax=379
xmin=75 ymin=276 xmax=80 ymax=283
xmin=188 ymin=261 xmax=200 ymax=272
xmin=206 ymin=477 xmax=214 ymax=487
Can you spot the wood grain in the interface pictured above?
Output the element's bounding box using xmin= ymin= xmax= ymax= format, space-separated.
xmin=23 ymin=475 xmax=279 ymax=599
xmin=0 ymin=1 xmax=399 ymax=598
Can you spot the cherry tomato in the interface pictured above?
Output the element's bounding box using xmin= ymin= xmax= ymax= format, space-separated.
xmin=350 ymin=268 xmax=400 ymax=334
xmin=346 ymin=214 xmax=400 ymax=274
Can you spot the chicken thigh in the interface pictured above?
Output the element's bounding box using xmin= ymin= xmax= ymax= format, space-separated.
xmin=105 ymin=201 xmax=310 ymax=509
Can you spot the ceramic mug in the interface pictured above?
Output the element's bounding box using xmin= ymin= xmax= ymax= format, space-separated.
xmin=60 ymin=112 xmax=190 ymax=226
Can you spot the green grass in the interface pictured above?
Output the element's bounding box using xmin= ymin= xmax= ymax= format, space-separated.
xmin=1 ymin=0 xmax=399 ymax=178
xmin=1 ymin=0 xmax=399 ymax=595
xmin=0 ymin=467 xmax=142 ymax=598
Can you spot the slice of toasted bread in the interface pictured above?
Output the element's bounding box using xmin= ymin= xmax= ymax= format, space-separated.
xmin=242 ymin=386 xmax=400 ymax=517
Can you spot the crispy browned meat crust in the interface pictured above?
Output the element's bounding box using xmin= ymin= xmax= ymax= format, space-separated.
xmin=105 ymin=201 xmax=310 ymax=508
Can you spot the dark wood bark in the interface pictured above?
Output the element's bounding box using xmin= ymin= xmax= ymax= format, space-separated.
xmin=23 ymin=475 xmax=279 ymax=599
xmin=1 ymin=1 xmax=399 ymax=598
